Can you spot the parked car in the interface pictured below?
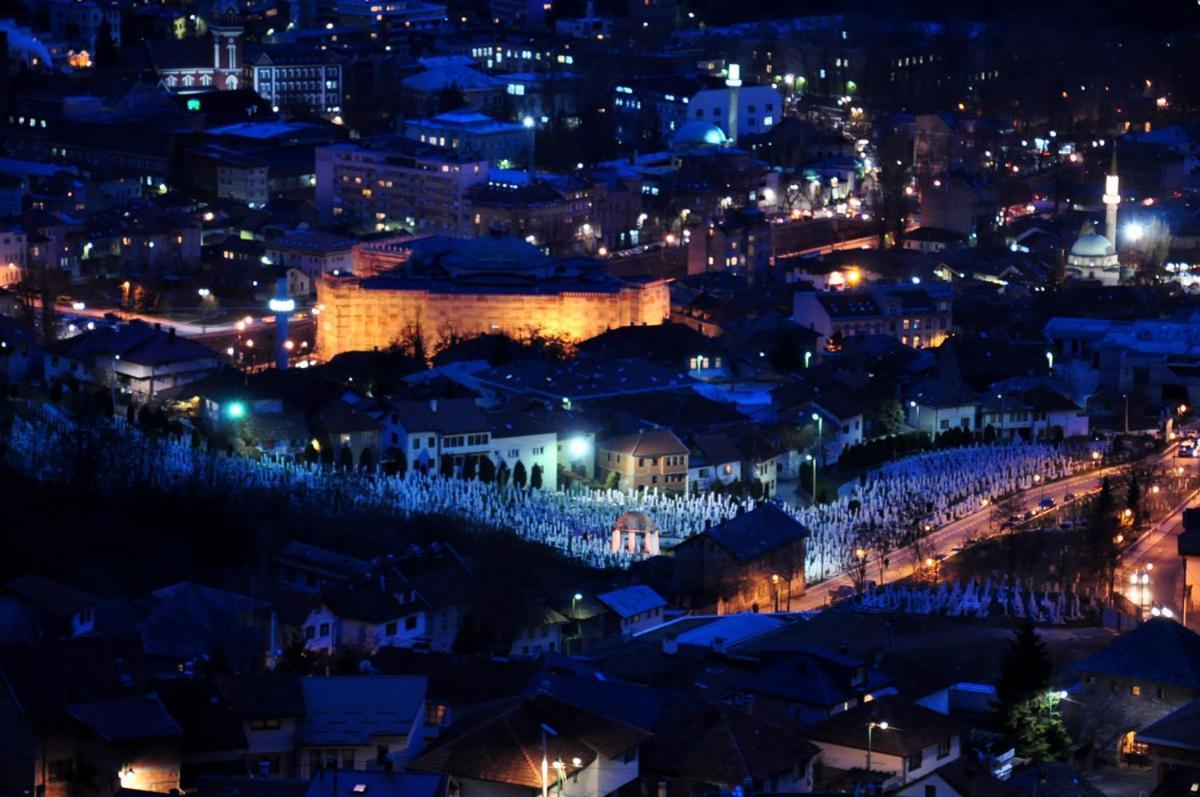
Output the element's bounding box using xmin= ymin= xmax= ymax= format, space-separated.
xmin=1039 ymin=497 xmax=1057 ymax=509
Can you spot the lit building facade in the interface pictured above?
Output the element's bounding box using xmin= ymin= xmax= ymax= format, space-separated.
xmin=314 ymin=138 xmax=488 ymax=234
xmin=315 ymin=234 xmax=670 ymax=358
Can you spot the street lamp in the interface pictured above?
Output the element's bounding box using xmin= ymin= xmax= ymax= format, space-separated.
xmin=866 ymin=720 xmax=889 ymax=772
xmin=805 ymin=453 xmax=817 ymax=503
xmin=1046 ymin=351 xmax=1054 ymax=371
xmin=812 ymin=412 xmax=823 ymax=462
xmin=804 ymin=351 xmax=812 ymax=369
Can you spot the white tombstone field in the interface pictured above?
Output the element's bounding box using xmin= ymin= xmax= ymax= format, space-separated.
xmin=2 ymin=411 xmax=1085 ymax=582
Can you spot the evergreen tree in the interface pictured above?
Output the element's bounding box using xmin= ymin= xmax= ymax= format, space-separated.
xmin=604 ymin=470 xmax=620 ymax=490
xmin=479 ymin=456 xmax=496 ymax=484
xmin=338 ymin=446 xmax=354 ymax=471
xmin=990 ymin=621 xmax=1070 ymax=751
xmin=440 ymin=454 xmax=455 ymax=478
xmin=530 ymin=463 xmax=543 ymax=489
xmin=462 ymin=456 xmax=477 ymax=480
xmin=496 ymin=460 xmax=510 ymax=487
xmin=1126 ymin=470 xmax=1141 ymax=521
xmin=995 ymin=621 xmax=1053 ymax=712
xmin=512 ymin=460 xmax=527 ymax=488
xmin=1088 ymin=476 xmax=1120 ymax=597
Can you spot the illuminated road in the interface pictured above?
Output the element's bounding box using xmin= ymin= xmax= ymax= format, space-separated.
xmin=1115 ymin=456 xmax=1200 ymax=628
xmin=794 ymin=435 xmax=1200 ymax=612
xmin=793 ymin=466 xmax=1115 ymax=610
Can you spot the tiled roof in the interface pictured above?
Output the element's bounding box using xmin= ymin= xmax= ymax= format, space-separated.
xmin=807 ymin=695 xmax=969 ymax=757
xmin=69 ymin=696 xmax=182 ymax=742
xmin=1072 ymin=618 xmax=1200 ymax=690
xmin=642 ymin=702 xmax=820 ymax=786
xmin=3 ymin=574 xmax=98 ymax=620
xmin=696 ymin=503 xmax=809 ymax=563
xmin=602 ymin=429 xmax=688 ymax=457
xmin=596 ymin=585 xmax=667 ymax=619
xmin=391 ymin=398 xmax=488 ymax=435
xmin=297 ymin=676 xmax=427 ymax=746
xmin=409 ymin=693 xmax=649 ymax=788
xmin=1136 ymin=697 xmax=1200 ymax=750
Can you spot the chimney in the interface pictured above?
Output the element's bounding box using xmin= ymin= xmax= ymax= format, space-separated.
xmin=429 ymin=398 xmax=439 ymax=413
xmin=661 ymin=635 xmax=678 ymax=655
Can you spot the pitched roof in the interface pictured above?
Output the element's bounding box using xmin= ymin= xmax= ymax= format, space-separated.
xmin=69 ymin=696 xmax=182 ymax=741
xmin=641 ymin=702 xmax=820 ymax=786
xmin=596 ymin=585 xmax=667 ymax=619
xmin=391 ymin=397 xmax=488 ymax=434
xmin=320 ymin=585 xmax=416 ymax=625
xmin=409 ymin=693 xmax=649 ymax=788
xmin=297 ymin=676 xmax=427 ymax=746
xmin=693 ymin=503 xmax=809 ymax=563
xmin=807 ymin=695 xmax=969 ymax=757
xmin=601 ymin=429 xmax=688 ymax=457
xmin=3 ymin=574 xmax=98 ymax=620
xmin=371 ymin=648 xmax=542 ymax=708
xmin=1136 ymin=697 xmax=1200 ymax=751
xmin=1071 ymin=619 xmax=1200 ymax=689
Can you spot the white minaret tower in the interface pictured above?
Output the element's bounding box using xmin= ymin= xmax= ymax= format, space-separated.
xmin=725 ymin=63 xmax=742 ymax=146
xmin=1103 ymin=146 xmax=1120 ymax=252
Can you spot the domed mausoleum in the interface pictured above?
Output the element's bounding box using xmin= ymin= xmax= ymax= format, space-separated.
xmin=611 ymin=511 xmax=660 ymax=556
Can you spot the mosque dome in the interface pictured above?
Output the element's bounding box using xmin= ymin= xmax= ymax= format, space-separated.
xmin=1070 ymin=233 xmax=1112 ymax=258
xmin=671 ymin=120 xmax=727 ymax=150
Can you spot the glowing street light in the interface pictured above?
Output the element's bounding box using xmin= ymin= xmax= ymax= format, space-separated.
xmin=866 ymin=721 xmax=889 ymax=771
xmin=1125 ymin=222 xmax=1144 ymax=243
xmin=567 ymin=437 xmax=590 ymax=460
xmin=226 ymin=401 xmax=247 ymax=420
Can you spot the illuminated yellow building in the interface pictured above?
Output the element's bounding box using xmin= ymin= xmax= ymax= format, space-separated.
xmin=316 ymin=233 xmax=670 ymax=358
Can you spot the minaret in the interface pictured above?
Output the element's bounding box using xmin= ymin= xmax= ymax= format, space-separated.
xmin=725 ymin=63 xmax=742 ymax=146
xmin=268 ymin=276 xmax=295 ymax=370
xmin=1103 ymin=146 xmax=1120 ymax=252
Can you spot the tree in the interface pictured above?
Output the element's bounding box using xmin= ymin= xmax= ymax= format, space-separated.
xmin=1087 ymin=476 xmax=1120 ymax=598
xmin=994 ymin=622 xmax=1070 ymax=758
xmin=529 ymin=463 xmax=543 ymax=489
xmin=496 ymin=460 xmax=510 ymax=487
xmin=604 ymin=470 xmax=620 ymax=490
xmin=339 ymin=446 xmax=354 ymax=471
xmin=1125 ymin=469 xmax=1141 ymax=524
xmin=996 ymin=621 xmax=1053 ymax=710
xmin=512 ymin=460 xmax=527 ymax=488
xmin=874 ymin=399 xmax=905 ymax=436
xmin=462 ymin=456 xmax=478 ymax=481
xmin=359 ymin=447 xmax=374 ymax=471
xmin=479 ymin=456 xmax=496 ymax=484
xmin=1005 ymin=696 xmax=1071 ymax=760
xmin=440 ymin=454 xmax=455 ymax=478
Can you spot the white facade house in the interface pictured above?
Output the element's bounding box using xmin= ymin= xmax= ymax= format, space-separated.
xmin=301 ymin=599 xmax=425 ymax=655
xmin=264 ymin=230 xmax=355 ymax=281
xmin=687 ymin=84 xmax=782 ymax=142
xmin=596 ymin=585 xmax=667 ymax=636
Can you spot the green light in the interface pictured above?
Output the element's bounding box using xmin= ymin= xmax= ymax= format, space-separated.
xmin=187 ymin=98 xmax=201 ymax=111
xmin=226 ymin=401 xmax=246 ymax=419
